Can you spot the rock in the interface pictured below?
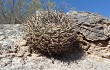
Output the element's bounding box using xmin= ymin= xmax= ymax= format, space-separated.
xmin=16 ymin=39 xmax=26 ymax=46
xmin=0 ymin=11 xmax=110 ymax=70
xmin=16 ymin=51 xmax=24 ymax=57
xmin=2 ymin=39 xmax=14 ymax=47
xmin=16 ymin=46 xmax=29 ymax=57
xmin=0 ymin=36 xmax=5 ymax=41
xmin=0 ymin=32 xmax=4 ymax=35
xmin=101 ymin=53 xmax=110 ymax=59
xmin=2 ymin=39 xmax=14 ymax=49
xmin=67 ymin=11 xmax=110 ymax=41
xmin=0 ymin=58 xmax=12 ymax=67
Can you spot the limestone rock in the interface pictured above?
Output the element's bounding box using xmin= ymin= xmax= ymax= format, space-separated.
xmin=67 ymin=11 xmax=110 ymax=41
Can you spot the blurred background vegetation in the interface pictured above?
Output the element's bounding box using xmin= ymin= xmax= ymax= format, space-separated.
xmin=0 ymin=0 xmax=55 ymax=24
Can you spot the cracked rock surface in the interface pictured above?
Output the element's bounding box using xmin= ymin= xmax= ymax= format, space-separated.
xmin=67 ymin=11 xmax=110 ymax=41
xmin=0 ymin=11 xmax=110 ymax=70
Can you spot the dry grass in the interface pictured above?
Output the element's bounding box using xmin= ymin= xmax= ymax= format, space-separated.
xmin=24 ymin=10 xmax=82 ymax=56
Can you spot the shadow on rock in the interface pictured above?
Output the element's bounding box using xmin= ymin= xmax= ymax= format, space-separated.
xmin=36 ymin=44 xmax=84 ymax=63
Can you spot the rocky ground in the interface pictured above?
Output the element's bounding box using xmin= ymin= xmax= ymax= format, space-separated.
xmin=0 ymin=24 xmax=109 ymax=70
xmin=0 ymin=11 xmax=110 ymax=70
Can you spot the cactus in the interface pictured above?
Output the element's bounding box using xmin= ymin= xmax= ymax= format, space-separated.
xmin=24 ymin=10 xmax=82 ymax=56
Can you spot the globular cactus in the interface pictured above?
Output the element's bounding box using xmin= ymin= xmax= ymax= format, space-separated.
xmin=24 ymin=10 xmax=82 ymax=56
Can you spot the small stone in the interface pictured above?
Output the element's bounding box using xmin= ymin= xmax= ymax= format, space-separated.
xmin=16 ymin=39 xmax=27 ymax=46
xmin=1 ymin=40 xmax=14 ymax=51
xmin=20 ymin=40 xmax=27 ymax=46
xmin=16 ymin=51 xmax=24 ymax=57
